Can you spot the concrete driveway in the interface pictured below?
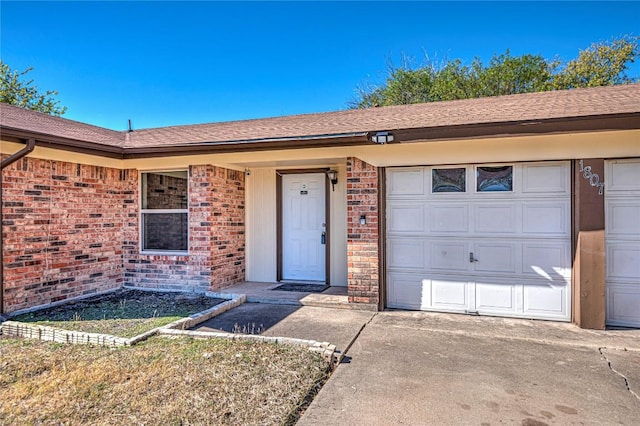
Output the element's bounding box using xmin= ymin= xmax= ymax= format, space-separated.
xmin=299 ymin=311 xmax=640 ymax=425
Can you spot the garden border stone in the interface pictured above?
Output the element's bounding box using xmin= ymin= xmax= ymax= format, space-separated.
xmin=0 ymin=294 xmax=246 ymax=347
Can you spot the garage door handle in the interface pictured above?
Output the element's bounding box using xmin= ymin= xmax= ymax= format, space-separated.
xmin=469 ymin=252 xmax=478 ymax=263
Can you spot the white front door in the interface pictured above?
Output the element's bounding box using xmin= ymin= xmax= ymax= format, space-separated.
xmin=282 ymin=173 xmax=326 ymax=282
xmin=605 ymin=158 xmax=640 ymax=327
xmin=387 ymin=161 xmax=572 ymax=321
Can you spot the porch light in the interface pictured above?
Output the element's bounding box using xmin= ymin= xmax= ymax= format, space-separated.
xmin=327 ymin=170 xmax=338 ymax=191
xmin=371 ymin=131 xmax=394 ymax=144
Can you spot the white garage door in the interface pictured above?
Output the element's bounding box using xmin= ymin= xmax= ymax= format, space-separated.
xmin=606 ymin=158 xmax=640 ymax=327
xmin=387 ymin=161 xmax=571 ymax=321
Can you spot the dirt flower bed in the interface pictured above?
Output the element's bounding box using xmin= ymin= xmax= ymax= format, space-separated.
xmin=11 ymin=289 xmax=225 ymax=338
xmin=0 ymin=336 xmax=331 ymax=425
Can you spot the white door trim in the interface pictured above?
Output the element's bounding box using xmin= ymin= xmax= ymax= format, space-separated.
xmin=277 ymin=170 xmax=329 ymax=283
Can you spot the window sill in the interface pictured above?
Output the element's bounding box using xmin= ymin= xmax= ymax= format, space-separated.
xmin=139 ymin=250 xmax=189 ymax=257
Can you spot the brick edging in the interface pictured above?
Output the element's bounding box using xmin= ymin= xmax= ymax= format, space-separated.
xmin=0 ymin=294 xmax=246 ymax=347
xmin=158 ymin=328 xmax=339 ymax=363
xmin=0 ymin=321 xmax=131 ymax=346
xmin=0 ymin=293 xmax=340 ymax=363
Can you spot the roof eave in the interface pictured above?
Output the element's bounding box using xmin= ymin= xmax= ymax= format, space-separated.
xmin=2 ymin=112 xmax=638 ymax=160
xmin=391 ymin=113 xmax=640 ymax=144
xmin=0 ymin=127 xmax=125 ymax=159
xmin=122 ymin=132 xmax=372 ymax=159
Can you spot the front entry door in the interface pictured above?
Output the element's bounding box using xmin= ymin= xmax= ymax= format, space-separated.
xmin=282 ymin=173 xmax=326 ymax=282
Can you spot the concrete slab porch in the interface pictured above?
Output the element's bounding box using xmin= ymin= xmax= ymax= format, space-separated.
xmin=210 ymin=281 xmax=367 ymax=310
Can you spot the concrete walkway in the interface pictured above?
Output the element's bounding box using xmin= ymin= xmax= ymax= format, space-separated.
xmin=193 ymin=303 xmax=375 ymax=355
xmin=299 ymin=311 xmax=640 ymax=425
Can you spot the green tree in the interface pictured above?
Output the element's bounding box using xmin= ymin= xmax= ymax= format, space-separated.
xmin=0 ymin=61 xmax=67 ymax=116
xmin=553 ymin=37 xmax=639 ymax=89
xmin=351 ymin=36 xmax=638 ymax=108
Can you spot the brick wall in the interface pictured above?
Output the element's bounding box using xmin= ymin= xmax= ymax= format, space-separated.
xmin=123 ymin=165 xmax=245 ymax=292
xmin=2 ymin=157 xmax=132 ymax=313
xmin=346 ymin=157 xmax=379 ymax=307
xmin=208 ymin=166 xmax=246 ymax=289
xmin=2 ymin=156 xmax=245 ymax=314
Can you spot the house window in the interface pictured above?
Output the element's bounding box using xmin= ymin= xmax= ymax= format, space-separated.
xmin=476 ymin=166 xmax=513 ymax=192
xmin=141 ymin=171 xmax=188 ymax=253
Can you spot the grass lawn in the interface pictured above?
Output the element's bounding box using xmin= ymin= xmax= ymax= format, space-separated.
xmin=0 ymin=336 xmax=331 ymax=425
xmin=11 ymin=290 xmax=224 ymax=338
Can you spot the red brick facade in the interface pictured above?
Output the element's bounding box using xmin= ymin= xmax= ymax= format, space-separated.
xmin=2 ymin=158 xmax=130 ymax=312
xmin=124 ymin=165 xmax=245 ymax=292
xmin=2 ymin=157 xmax=245 ymax=314
xmin=346 ymin=157 xmax=379 ymax=306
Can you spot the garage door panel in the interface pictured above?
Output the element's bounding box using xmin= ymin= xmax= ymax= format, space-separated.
xmin=475 ymin=281 xmax=517 ymax=313
xmin=607 ymin=243 xmax=640 ymax=281
xmin=430 ymin=241 xmax=469 ymax=272
xmin=607 ymin=284 xmax=640 ymax=326
xmin=387 ymin=168 xmax=426 ymax=196
xmin=606 ymin=160 xmax=640 ymax=192
xmin=387 ymin=273 xmax=425 ymax=310
xmin=388 ymin=238 xmax=426 ymax=270
xmin=523 ymin=282 xmax=569 ymax=318
xmin=473 ymin=242 xmax=517 ymax=274
xmin=522 ymin=201 xmax=569 ymax=235
xmin=606 ymin=201 xmax=640 ymax=238
xmin=430 ymin=204 xmax=468 ymax=233
xmin=388 ymin=204 xmax=426 ymax=233
xmin=521 ymin=162 xmax=570 ymax=194
xmin=522 ymin=243 xmax=571 ymax=280
xmin=430 ymin=278 xmax=470 ymax=311
xmin=474 ymin=203 xmax=516 ymax=234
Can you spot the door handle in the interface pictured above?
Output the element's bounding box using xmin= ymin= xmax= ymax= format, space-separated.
xmin=321 ymin=231 xmax=326 ymax=245
xmin=469 ymin=252 xmax=478 ymax=263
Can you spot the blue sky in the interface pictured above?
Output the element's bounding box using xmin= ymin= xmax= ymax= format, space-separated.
xmin=1 ymin=1 xmax=639 ymax=130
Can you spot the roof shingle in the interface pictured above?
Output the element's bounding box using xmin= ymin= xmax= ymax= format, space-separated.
xmin=2 ymin=84 xmax=639 ymax=150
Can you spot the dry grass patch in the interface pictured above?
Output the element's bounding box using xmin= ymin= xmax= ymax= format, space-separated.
xmin=11 ymin=289 xmax=224 ymax=338
xmin=0 ymin=336 xmax=331 ymax=425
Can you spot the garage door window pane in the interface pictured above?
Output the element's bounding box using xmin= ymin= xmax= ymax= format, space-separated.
xmin=432 ymin=168 xmax=466 ymax=192
xmin=477 ymin=166 xmax=513 ymax=192
xmin=142 ymin=213 xmax=188 ymax=251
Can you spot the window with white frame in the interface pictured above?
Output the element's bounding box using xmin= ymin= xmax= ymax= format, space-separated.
xmin=140 ymin=171 xmax=188 ymax=253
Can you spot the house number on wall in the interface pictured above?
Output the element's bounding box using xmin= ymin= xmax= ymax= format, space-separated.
xmin=579 ymin=160 xmax=605 ymax=195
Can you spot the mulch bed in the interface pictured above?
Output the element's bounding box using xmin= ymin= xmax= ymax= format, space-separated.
xmin=9 ymin=289 xmax=225 ymax=338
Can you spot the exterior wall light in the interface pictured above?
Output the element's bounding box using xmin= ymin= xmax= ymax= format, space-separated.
xmin=371 ymin=131 xmax=394 ymax=144
xmin=360 ymin=214 xmax=367 ymax=225
xmin=327 ymin=170 xmax=338 ymax=191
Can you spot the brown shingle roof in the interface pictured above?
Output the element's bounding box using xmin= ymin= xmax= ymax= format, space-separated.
xmin=126 ymin=84 xmax=640 ymax=148
xmin=2 ymin=84 xmax=639 ymax=152
xmin=0 ymin=102 xmax=124 ymax=147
